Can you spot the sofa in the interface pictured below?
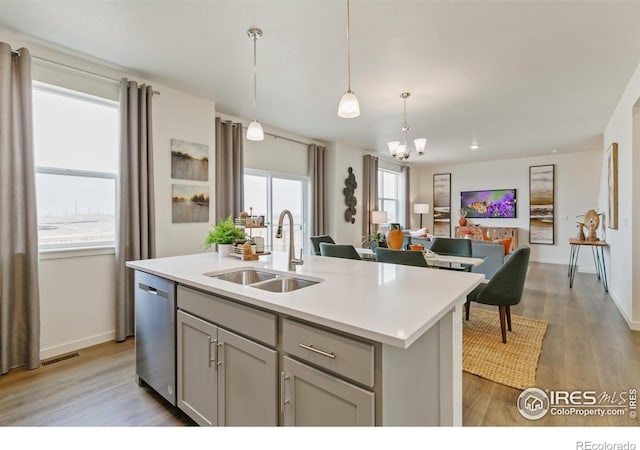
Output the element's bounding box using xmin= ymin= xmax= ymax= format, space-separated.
xmin=405 ymin=236 xmax=506 ymax=279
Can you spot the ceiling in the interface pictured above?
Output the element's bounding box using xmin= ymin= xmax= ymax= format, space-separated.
xmin=1 ymin=0 xmax=639 ymax=165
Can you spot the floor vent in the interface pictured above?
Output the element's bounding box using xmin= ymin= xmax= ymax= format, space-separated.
xmin=41 ymin=352 xmax=80 ymax=366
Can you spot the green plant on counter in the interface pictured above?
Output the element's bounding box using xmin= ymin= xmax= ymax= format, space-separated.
xmin=204 ymin=215 xmax=246 ymax=249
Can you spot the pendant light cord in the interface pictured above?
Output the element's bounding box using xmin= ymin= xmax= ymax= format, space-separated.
xmin=346 ymin=0 xmax=351 ymax=92
xmin=253 ymin=34 xmax=258 ymax=121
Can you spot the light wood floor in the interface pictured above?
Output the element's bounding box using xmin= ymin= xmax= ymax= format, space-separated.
xmin=0 ymin=262 xmax=638 ymax=426
xmin=464 ymin=262 xmax=640 ymax=426
xmin=0 ymin=338 xmax=194 ymax=426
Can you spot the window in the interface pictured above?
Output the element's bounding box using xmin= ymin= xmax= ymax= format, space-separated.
xmin=244 ymin=171 xmax=307 ymax=255
xmin=378 ymin=169 xmax=400 ymax=224
xmin=33 ymin=82 xmax=118 ymax=249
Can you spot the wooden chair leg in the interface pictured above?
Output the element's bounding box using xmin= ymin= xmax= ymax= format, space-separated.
xmin=465 ymin=300 xmax=470 ymax=320
xmin=506 ymin=306 xmax=512 ymax=332
xmin=499 ymin=306 xmax=507 ymax=344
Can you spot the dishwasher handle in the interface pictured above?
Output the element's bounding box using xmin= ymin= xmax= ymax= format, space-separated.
xmin=138 ymin=282 xmax=169 ymax=298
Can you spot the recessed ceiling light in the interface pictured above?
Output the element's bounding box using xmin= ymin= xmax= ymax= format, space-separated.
xmin=552 ymin=149 xmax=557 ymax=153
xmin=470 ymin=144 xmax=480 ymax=150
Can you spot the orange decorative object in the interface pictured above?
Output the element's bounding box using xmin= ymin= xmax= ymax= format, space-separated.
xmin=409 ymin=244 xmax=424 ymax=251
xmin=497 ymin=238 xmax=512 ymax=254
xmin=458 ymin=217 xmax=467 ymax=227
xmin=386 ymin=227 xmax=405 ymax=250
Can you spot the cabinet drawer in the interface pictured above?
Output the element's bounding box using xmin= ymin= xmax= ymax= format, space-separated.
xmin=282 ymin=319 xmax=374 ymax=387
xmin=178 ymin=285 xmax=277 ymax=347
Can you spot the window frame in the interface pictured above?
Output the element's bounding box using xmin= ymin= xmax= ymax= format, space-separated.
xmin=378 ymin=168 xmax=401 ymax=225
xmin=32 ymin=82 xmax=119 ymax=252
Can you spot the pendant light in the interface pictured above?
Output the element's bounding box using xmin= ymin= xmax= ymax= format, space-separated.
xmin=387 ymin=92 xmax=426 ymax=160
xmin=337 ymin=0 xmax=360 ymax=118
xmin=247 ymin=28 xmax=264 ymax=141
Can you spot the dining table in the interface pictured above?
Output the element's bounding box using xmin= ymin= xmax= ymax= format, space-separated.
xmin=355 ymin=247 xmax=486 ymax=271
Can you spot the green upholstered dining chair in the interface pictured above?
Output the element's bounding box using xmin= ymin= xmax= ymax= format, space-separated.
xmin=429 ymin=237 xmax=472 ymax=257
xmin=319 ymin=242 xmax=361 ymax=260
xmin=310 ymin=235 xmax=335 ymax=255
xmin=374 ymin=248 xmax=428 ymax=268
xmin=465 ymin=246 xmax=531 ymax=344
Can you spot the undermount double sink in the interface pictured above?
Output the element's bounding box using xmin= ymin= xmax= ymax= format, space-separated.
xmin=207 ymin=269 xmax=319 ymax=293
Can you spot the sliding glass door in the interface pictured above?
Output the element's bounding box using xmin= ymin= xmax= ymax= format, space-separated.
xmin=244 ymin=170 xmax=307 ymax=256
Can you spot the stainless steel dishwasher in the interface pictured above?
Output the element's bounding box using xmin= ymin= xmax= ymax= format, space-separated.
xmin=134 ymin=270 xmax=176 ymax=406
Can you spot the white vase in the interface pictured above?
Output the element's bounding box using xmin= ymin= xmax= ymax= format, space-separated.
xmin=217 ymin=243 xmax=233 ymax=257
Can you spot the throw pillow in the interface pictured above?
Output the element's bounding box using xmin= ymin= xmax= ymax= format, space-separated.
xmin=409 ymin=228 xmax=427 ymax=237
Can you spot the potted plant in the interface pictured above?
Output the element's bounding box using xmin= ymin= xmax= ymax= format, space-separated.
xmin=362 ymin=231 xmax=385 ymax=249
xmin=204 ymin=215 xmax=246 ymax=257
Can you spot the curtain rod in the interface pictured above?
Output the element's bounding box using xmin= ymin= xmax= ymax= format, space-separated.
xmin=219 ymin=119 xmax=315 ymax=147
xmin=11 ymin=49 xmax=160 ymax=95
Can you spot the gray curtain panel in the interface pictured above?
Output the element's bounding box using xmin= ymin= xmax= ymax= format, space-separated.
xmin=215 ymin=118 xmax=244 ymax=222
xmin=362 ymin=154 xmax=379 ymax=237
xmin=115 ymin=79 xmax=156 ymax=342
xmin=401 ymin=165 xmax=411 ymax=229
xmin=308 ymin=144 xmax=327 ymax=236
xmin=0 ymin=43 xmax=40 ymax=374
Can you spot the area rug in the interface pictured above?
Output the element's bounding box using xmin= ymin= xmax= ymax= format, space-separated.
xmin=462 ymin=307 xmax=548 ymax=390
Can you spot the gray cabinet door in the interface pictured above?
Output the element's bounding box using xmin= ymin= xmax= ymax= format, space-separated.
xmin=217 ymin=328 xmax=278 ymax=426
xmin=177 ymin=310 xmax=218 ymax=426
xmin=282 ymin=357 xmax=374 ymax=426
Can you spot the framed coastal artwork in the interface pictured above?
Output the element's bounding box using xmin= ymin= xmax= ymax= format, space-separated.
xmin=171 ymin=138 xmax=209 ymax=181
xmin=172 ymin=184 xmax=210 ymax=223
xmin=529 ymin=164 xmax=555 ymax=245
xmin=607 ymin=142 xmax=618 ymax=230
xmin=433 ymin=173 xmax=451 ymax=237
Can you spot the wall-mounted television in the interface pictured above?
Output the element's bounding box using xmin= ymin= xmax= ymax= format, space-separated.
xmin=460 ymin=189 xmax=517 ymax=218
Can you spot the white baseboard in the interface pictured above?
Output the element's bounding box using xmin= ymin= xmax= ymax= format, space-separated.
xmin=529 ymin=257 xmax=596 ymax=274
xmin=608 ymin=290 xmax=640 ymax=331
xmin=40 ymin=330 xmax=116 ymax=360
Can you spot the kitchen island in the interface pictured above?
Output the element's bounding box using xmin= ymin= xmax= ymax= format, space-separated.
xmin=127 ymin=251 xmax=484 ymax=426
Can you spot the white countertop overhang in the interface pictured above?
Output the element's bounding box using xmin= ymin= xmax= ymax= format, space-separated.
xmin=126 ymin=252 xmax=484 ymax=349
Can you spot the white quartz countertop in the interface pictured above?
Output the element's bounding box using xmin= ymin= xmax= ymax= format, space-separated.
xmin=126 ymin=251 xmax=484 ymax=349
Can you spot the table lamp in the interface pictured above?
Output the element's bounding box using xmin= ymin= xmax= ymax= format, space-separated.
xmin=371 ymin=211 xmax=388 ymax=229
xmin=413 ymin=203 xmax=429 ymax=228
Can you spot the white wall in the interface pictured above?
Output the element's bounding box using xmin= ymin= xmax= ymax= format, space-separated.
xmin=153 ymin=87 xmax=216 ymax=258
xmin=412 ymin=151 xmax=602 ymax=271
xmin=601 ymin=59 xmax=640 ymax=329
xmin=326 ymin=142 xmax=365 ymax=246
xmin=1 ymin=27 xmax=217 ymax=357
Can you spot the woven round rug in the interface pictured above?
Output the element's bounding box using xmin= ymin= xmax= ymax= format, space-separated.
xmin=463 ymin=307 xmax=548 ymax=390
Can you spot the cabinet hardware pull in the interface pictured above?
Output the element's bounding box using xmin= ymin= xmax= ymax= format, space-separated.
xmin=280 ymin=372 xmax=290 ymax=413
xmin=216 ymin=343 xmax=223 ymax=368
xmin=299 ymin=343 xmax=335 ymax=359
xmin=208 ymin=338 xmax=217 ymax=367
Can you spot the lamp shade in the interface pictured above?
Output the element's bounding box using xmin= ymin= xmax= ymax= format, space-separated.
xmin=246 ymin=120 xmax=264 ymax=141
xmin=387 ymin=141 xmax=399 ymax=157
xmin=413 ymin=203 xmax=429 ymax=214
xmin=337 ymin=91 xmax=360 ymax=118
xmin=414 ymin=138 xmax=427 ymax=155
xmin=371 ymin=211 xmax=388 ymax=224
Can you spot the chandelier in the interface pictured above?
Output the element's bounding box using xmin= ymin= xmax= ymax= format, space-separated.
xmin=387 ymin=92 xmax=426 ymax=160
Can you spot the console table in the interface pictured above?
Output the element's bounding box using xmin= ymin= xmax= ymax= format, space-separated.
xmin=568 ymin=239 xmax=608 ymax=292
xmin=454 ymin=226 xmax=519 ymax=253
